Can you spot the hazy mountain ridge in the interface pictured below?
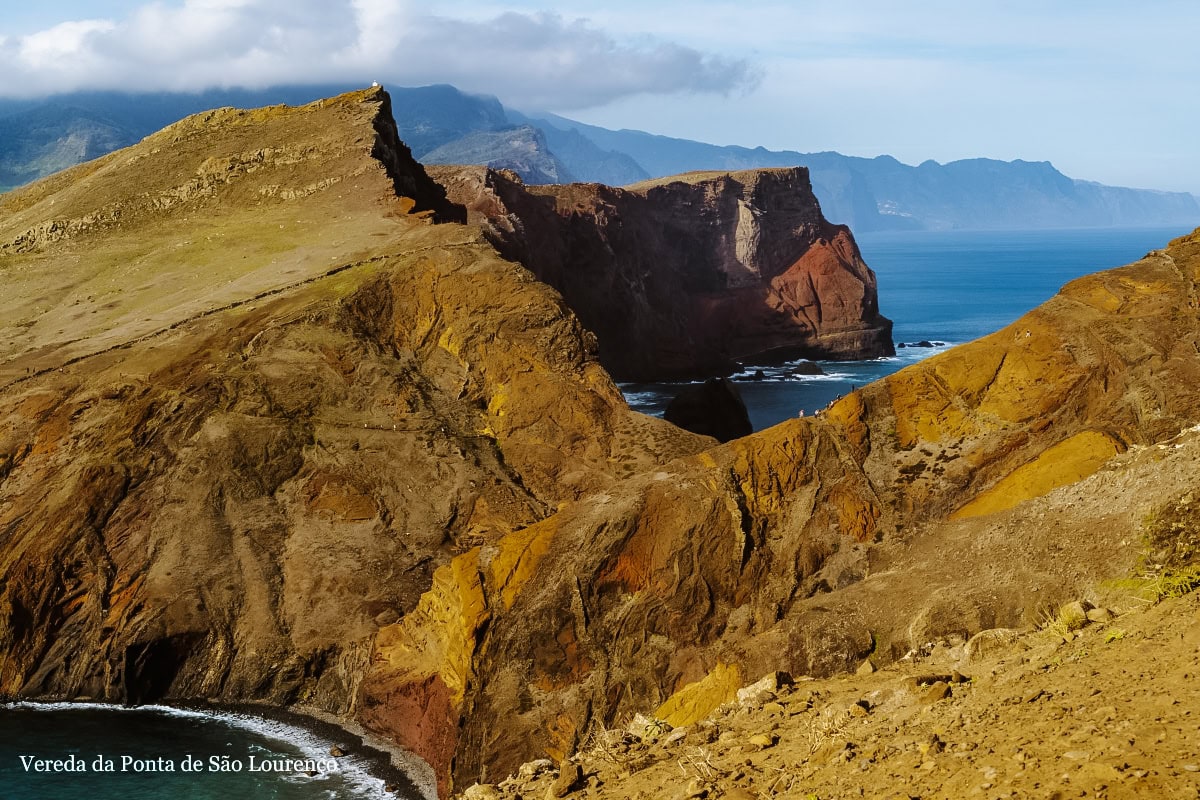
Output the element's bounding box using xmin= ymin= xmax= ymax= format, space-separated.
xmin=2 ymin=83 xmax=1196 ymax=232
xmin=525 ymin=111 xmax=1200 ymax=230
xmin=0 ymin=105 xmax=136 ymax=191
xmin=421 ymin=124 xmax=575 ymax=185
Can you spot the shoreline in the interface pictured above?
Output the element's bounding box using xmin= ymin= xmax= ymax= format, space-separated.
xmin=2 ymin=698 xmax=436 ymax=800
xmin=280 ymin=703 xmax=438 ymax=800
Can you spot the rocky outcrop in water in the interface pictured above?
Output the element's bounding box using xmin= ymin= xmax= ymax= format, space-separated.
xmin=428 ymin=165 xmax=894 ymax=380
xmin=663 ymin=378 xmax=752 ymax=442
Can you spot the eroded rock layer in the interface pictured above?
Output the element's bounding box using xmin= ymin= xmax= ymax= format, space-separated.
xmin=4 ymin=87 xmax=1200 ymax=800
xmin=375 ymin=230 xmax=1200 ymax=790
xmin=428 ymin=166 xmax=894 ymax=380
xmin=0 ymin=90 xmax=707 ymax=798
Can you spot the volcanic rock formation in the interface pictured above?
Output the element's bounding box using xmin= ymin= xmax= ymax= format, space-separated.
xmin=663 ymin=378 xmax=753 ymax=443
xmin=3 ymin=87 xmax=1200 ymax=800
xmin=427 ymin=165 xmax=894 ymax=380
xmin=372 ymin=230 xmax=1200 ymax=790
xmin=0 ymin=89 xmax=708 ymax=796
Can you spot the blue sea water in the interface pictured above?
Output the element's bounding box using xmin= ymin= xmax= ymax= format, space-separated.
xmin=622 ymin=226 xmax=1196 ymax=430
xmin=0 ymin=703 xmax=416 ymax=800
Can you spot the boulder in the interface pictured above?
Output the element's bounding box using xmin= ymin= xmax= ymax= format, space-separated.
xmin=664 ymin=378 xmax=753 ymax=442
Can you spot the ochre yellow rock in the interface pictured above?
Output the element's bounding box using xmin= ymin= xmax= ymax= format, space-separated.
xmin=372 ymin=550 xmax=489 ymax=704
xmin=829 ymin=484 xmax=881 ymax=542
xmin=974 ymin=316 xmax=1083 ymax=423
xmin=655 ymin=661 xmax=743 ymax=727
xmin=951 ymin=430 xmax=1121 ymax=519
xmin=488 ymin=516 xmax=558 ymax=610
xmin=826 ymin=391 xmax=870 ymax=457
xmin=886 ymin=367 xmax=976 ymax=448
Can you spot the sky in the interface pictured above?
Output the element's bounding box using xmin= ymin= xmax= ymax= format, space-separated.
xmin=1 ymin=0 xmax=1197 ymax=194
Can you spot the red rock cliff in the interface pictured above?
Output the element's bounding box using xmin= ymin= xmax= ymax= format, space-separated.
xmin=428 ymin=166 xmax=894 ymax=380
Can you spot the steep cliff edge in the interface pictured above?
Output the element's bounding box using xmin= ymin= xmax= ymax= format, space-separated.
xmin=0 ymin=89 xmax=707 ymax=796
xmin=428 ymin=165 xmax=894 ymax=380
xmin=378 ymin=229 xmax=1200 ymax=791
xmin=5 ymin=86 xmax=1200 ymax=800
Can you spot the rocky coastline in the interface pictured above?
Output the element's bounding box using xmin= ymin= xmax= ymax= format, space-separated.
xmin=1 ymin=88 xmax=1198 ymax=799
xmin=428 ymin=165 xmax=894 ymax=380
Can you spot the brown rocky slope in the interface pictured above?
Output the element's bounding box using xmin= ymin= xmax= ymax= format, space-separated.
xmin=0 ymin=88 xmax=708 ymax=794
xmin=428 ymin=165 xmax=894 ymax=380
xmin=2 ymin=86 xmax=1200 ymax=800
xmin=380 ymin=228 xmax=1200 ymax=792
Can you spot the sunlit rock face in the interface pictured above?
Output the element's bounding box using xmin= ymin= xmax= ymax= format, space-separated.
xmin=428 ymin=165 xmax=894 ymax=380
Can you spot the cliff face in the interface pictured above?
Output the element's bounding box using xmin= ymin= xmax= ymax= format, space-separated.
xmin=0 ymin=89 xmax=707 ymax=797
xmin=376 ymin=230 xmax=1200 ymax=790
xmin=5 ymin=86 xmax=1200 ymax=800
xmin=428 ymin=165 xmax=894 ymax=380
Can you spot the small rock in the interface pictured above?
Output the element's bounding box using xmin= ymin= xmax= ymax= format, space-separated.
xmin=748 ymin=732 xmax=778 ymax=750
xmin=547 ymin=763 xmax=582 ymax=798
xmin=663 ymin=727 xmax=689 ymax=747
xmin=329 ymin=746 xmax=347 ymax=758
xmin=374 ymin=608 xmax=400 ymax=626
xmin=718 ymin=730 xmax=740 ymax=744
xmin=1059 ymin=600 xmax=1093 ymax=628
xmin=762 ymin=701 xmax=785 ymax=715
xmin=1086 ymin=607 xmax=1115 ymax=624
xmin=518 ymin=758 xmax=554 ymax=779
xmin=921 ymin=681 xmax=951 ymax=704
xmin=919 ymin=734 xmax=945 ymax=756
xmin=1183 ymin=764 xmax=1200 ymax=772
xmin=856 ymin=659 xmax=876 ymax=675
xmin=680 ymin=777 xmax=708 ymax=799
xmin=1062 ymin=750 xmax=1091 ymax=761
xmin=721 ymin=789 xmax=757 ymax=800
xmin=737 ymin=672 xmax=792 ymax=706
xmin=462 ymin=784 xmax=502 ymax=800
xmin=964 ymin=628 xmax=1021 ymax=661
xmin=1024 ymin=688 xmax=1046 ymax=704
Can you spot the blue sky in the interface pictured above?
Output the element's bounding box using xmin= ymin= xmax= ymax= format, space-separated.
xmin=2 ymin=1 xmax=1197 ymax=194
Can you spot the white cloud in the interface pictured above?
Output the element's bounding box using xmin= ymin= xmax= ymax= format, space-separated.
xmin=0 ymin=0 xmax=758 ymax=107
xmin=16 ymin=19 xmax=116 ymax=71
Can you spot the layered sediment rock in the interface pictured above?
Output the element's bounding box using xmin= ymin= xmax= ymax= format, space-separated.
xmin=382 ymin=231 xmax=1200 ymax=790
xmin=0 ymin=89 xmax=707 ymax=798
xmin=4 ymin=87 xmax=1200 ymax=800
xmin=428 ymin=166 xmax=894 ymax=380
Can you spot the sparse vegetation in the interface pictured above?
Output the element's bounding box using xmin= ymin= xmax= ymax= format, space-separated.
xmin=1038 ymin=602 xmax=1088 ymax=638
xmin=1142 ymin=490 xmax=1200 ymax=569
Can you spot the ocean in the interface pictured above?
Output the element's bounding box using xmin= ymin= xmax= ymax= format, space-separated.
xmin=622 ymin=226 xmax=1196 ymax=429
xmin=0 ymin=703 xmax=418 ymax=800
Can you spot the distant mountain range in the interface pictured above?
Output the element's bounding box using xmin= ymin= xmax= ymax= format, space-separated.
xmin=2 ymin=83 xmax=1196 ymax=231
